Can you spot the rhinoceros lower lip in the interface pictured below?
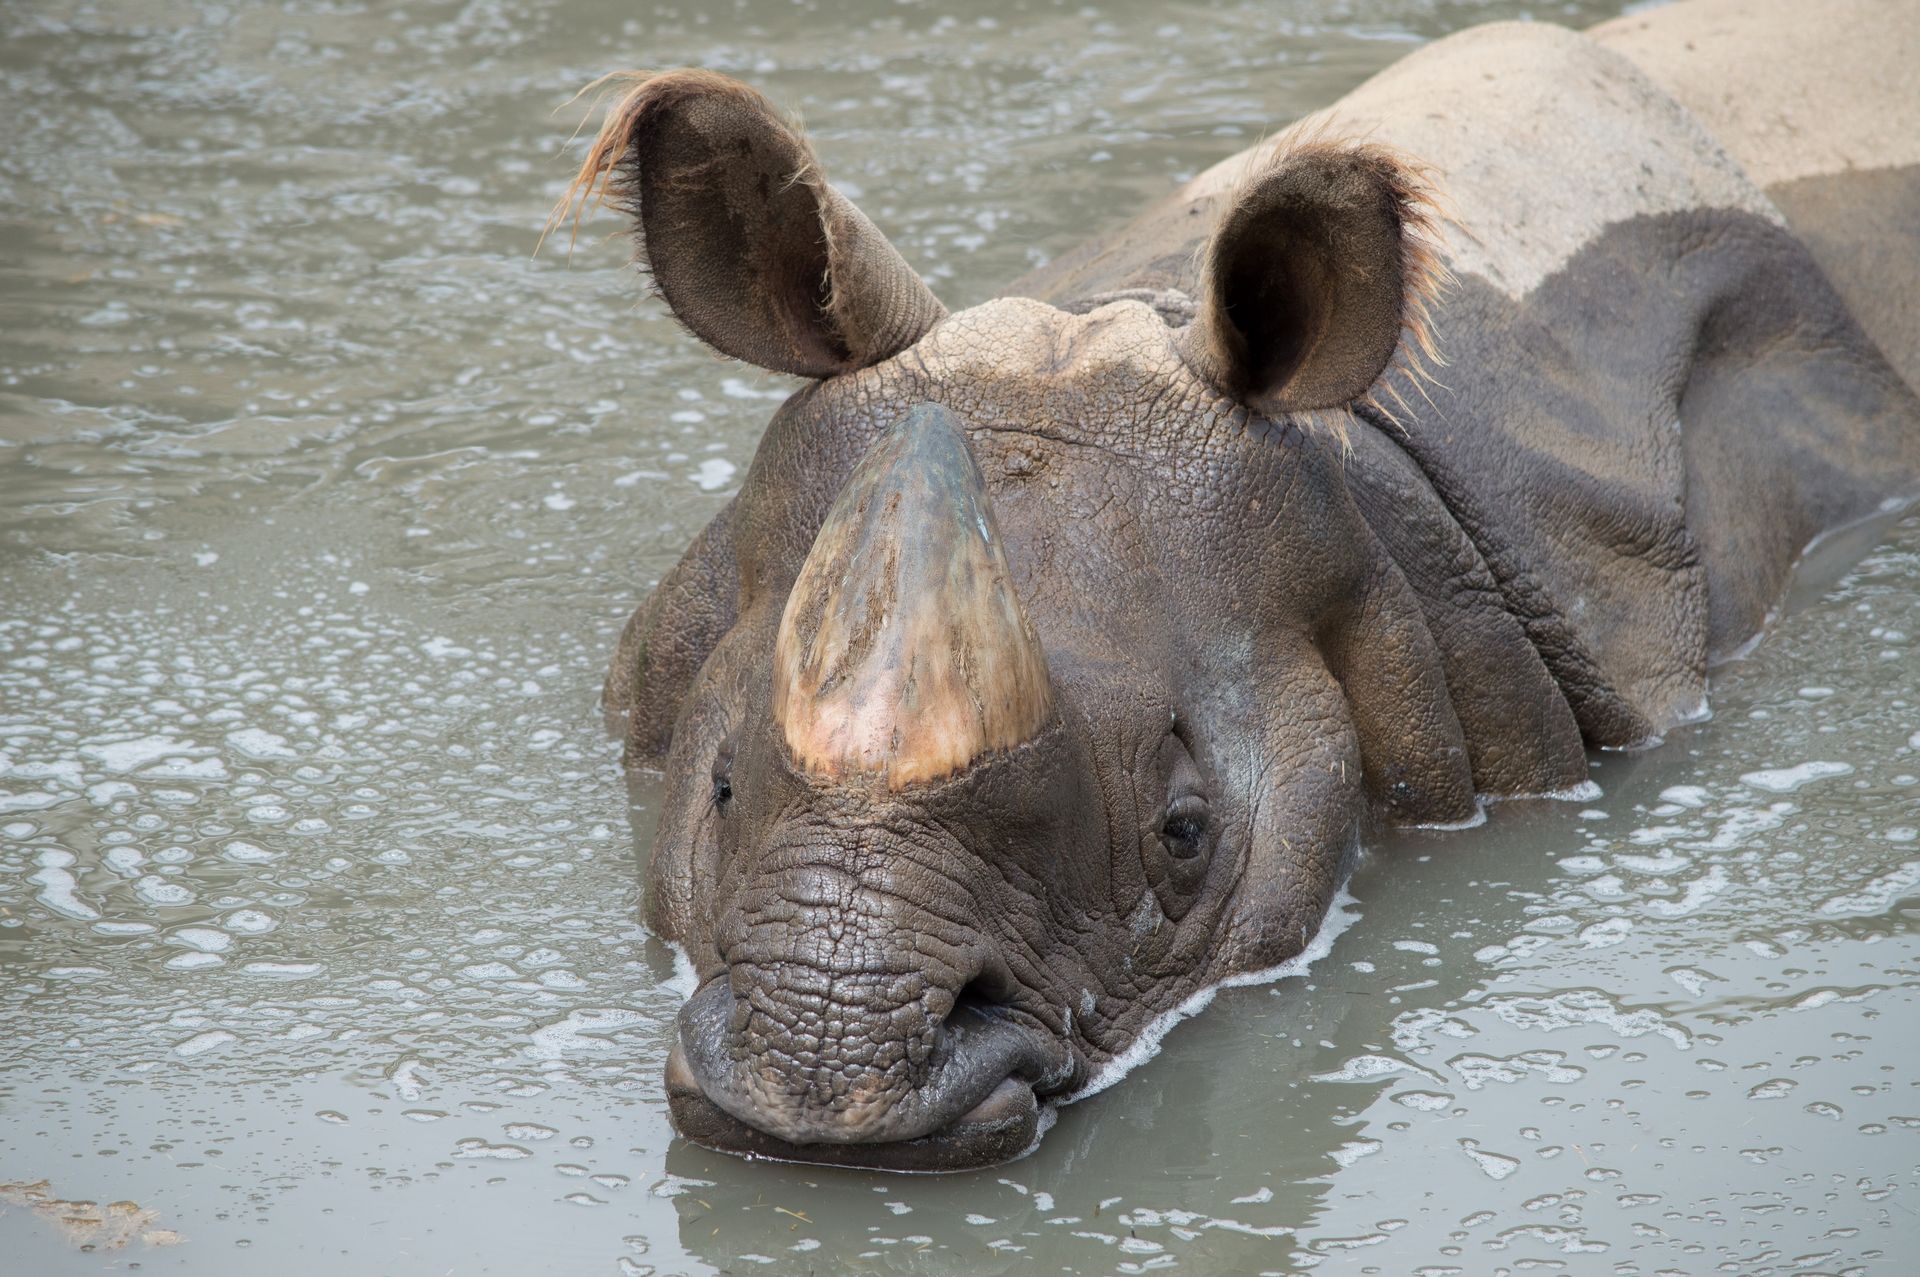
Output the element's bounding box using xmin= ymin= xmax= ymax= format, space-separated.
xmin=665 ymin=979 xmax=1067 ymax=1172
xmin=665 ymin=1046 xmax=1044 ymax=1172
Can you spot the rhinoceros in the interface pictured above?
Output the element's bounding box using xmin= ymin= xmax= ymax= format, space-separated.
xmin=562 ymin=0 xmax=1920 ymax=1170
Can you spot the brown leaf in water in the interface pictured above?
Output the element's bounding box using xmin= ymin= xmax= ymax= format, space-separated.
xmin=0 ymin=1179 xmax=184 ymax=1251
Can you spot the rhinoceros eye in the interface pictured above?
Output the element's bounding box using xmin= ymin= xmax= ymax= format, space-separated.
xmin=711 ymin=742 xmax=735 ymax=813
xmin=1160 ymin=797 xmax=1209 ymax=859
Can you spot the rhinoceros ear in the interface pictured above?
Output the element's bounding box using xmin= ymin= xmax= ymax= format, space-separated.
xmin=557 ymin=70 xmax=946 ymax=378
xmin=1186 ymin=141 xmax=1445 ymax=415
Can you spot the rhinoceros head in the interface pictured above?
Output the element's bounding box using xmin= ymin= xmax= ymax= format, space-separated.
xmin=565 ymin=71 xmax=1495 ymax=1170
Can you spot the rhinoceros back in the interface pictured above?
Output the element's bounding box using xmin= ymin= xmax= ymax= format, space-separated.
xmin=1012 ymin=16 xmax=1920 ymax=748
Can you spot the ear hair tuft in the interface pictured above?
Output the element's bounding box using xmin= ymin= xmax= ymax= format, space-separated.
xmin=541 ymin=69 xmax=944 ymax=378
xmin=1195 ymin=118 xmax=1456 ymax=446
xmin=544 ymin=69 xmax=790 ymax=275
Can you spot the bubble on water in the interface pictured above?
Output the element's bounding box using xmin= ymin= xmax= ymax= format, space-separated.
xmin=132 ymin=875 xmax=193 ymax=906
xmin=1472 ymin=989 xmax=1691 ymax=1050
xmin=167 ymin=926 xmax=231 ymax=953
xmin=1665 ymin=966 xmax=1720 ymax=998
xmin=1458 ymin=1140 xmax=1520 ymax=1180
xmin=389 ymin=1057 xmax=430 ymax=1101
xmin=1329 ymin=1139 xmax=1383 ymax=1169
xmin=30 ymin=851 xmax=99 ymax=921
xmin=452 ymin=1139 xmax=531 ymax=1160
xmin=1449 ymin=1051 xmax=1585 ymax=1090
xmin=79 ymin=735 xmax=203 ymax=773
xmin=1390 ymin=1090 xmax=1453 ymax=1112
xmin=1786 ymin=985 xmax=1886 ymax=1012
xmin=144 ymin=756 xmax=229 ymax=781
xmin=1642 ymin=864 xmax=1730 ymax=917
xmin=526 ymin=1008 xmax=648 ymax=1060
xmin=1817 ymin=859 xmax=1920 ymax=917
xmin=241 ymin=962 xmax=323 ymax=979
xmin=173 ymin=1030 xmax=236 ymax=1056
xmin=224 ymin=908 xmax=276 ymax=934
xmin=1739 ymin=760 xmax=1854 ymax=792
xmin=1613 ymin=849 xmax=1689 ymax=874
xmin=1311 ymin=1054 xmax=1443 ymax=1086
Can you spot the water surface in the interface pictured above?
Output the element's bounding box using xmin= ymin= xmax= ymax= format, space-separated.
xmin=3 ymin=1 xmax=1917 ymax=1273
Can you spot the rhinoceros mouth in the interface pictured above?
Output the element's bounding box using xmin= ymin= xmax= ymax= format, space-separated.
xmin=665 ymin=1047 xmax=1048 ymax=1172
xmin=665 ymin=979 xmax=1071 ymax=1172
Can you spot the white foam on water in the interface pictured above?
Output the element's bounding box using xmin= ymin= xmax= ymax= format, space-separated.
xmin=1485 ymin=779 xmax=1604 ymax=806
xmin=225 ymin=728 xmax=297 ymax=761
xmin=665 ymin=944 xmax=700 ymax=1000
xmin=224 ymin=908 xmax=277 ymax=934
xmin=78 ymin=735 xmax=202 ymax=772
xmin=29 ymin=850 xmax=99 ymax=921
xmin=1460 ymin=1139 xmax=1521 ymax=1180
xmin=691 ymin=459 xmax=737 ymax=492
xmin=1818 ymin=859 xmax=1920 ymax=917
xmin=167 ymin=926 xmax=232 ymax=953
xmin=1477 ymin=988 xmax=1692 ymax=1050
xmin=1415 ymin=801 xmax=1486 ymax=831
xmin=1329 ymin=1138 xmax=1383 ymax=1168
xmin=525 ymin=1007 xmax=649 ymax=1060
xmin=1739 ymin=760 xmax=1854 ymax=793
xmin=1643 ymin=864 xmax=1730 ymax=917
xmin=241 ymin=962 xmax=323 ymax=978
xmin=1059 ymin=886 xmax=1361 ymax=1107
xmin=1310 ymin=1054 xmax=1445 ymax=1086
xmin=173 ymin=1029 xmax=236 ymax=1056
xmin=1658 ymin=784 xmax=1710 ymax=808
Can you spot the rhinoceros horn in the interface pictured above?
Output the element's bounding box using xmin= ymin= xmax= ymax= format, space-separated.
xmin=773 ymin=403 xmax=1053 ymax=790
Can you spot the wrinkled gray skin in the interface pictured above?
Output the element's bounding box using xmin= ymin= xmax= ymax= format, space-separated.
xmin=577 ymin=0 xmax=1920 ymax=1169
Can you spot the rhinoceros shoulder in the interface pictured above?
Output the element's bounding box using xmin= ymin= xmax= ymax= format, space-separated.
xmin=1592 ymin=0 xmax=1920 ymax=391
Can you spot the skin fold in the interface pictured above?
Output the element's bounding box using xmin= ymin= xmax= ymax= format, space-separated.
xmin=563 ymin=0 xmax=1920 ymax=1169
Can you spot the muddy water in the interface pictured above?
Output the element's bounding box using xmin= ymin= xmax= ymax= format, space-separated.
xmin=2 ymin=0 xmax=1916 ymax=1272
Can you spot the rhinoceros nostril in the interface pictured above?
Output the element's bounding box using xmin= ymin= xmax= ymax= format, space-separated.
xmin=946 ymin=962 xmax=1023 ymax=1027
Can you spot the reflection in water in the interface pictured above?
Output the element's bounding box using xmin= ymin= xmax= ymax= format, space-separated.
xmin=2 ymin=0 xmax=1917 ymax=1274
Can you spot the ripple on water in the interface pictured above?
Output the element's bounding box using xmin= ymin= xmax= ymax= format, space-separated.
xmin=4 ymin=1 xmax=1920 ymax=1272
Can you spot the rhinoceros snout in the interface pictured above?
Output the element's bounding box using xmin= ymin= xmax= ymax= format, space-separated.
xmin=668 ymin=937 xmax=1071 ymax=1169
